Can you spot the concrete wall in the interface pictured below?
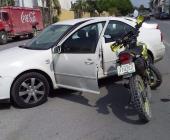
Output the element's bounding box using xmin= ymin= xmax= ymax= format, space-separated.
xmin=59 ymin=9 xmax=75 ymax=21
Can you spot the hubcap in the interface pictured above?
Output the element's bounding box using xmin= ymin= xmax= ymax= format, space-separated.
xmin=19 ymin=78 xmax=45 ymax=104
xmin=1 ymin=34 xmax=5 ymax=40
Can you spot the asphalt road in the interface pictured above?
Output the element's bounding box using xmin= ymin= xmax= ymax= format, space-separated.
xmin=0 ymin=19 xmax=170 ymax=140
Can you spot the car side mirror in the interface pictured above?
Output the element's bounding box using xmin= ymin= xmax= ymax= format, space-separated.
xmin=53 ymin=45 xmax=61 ymax=54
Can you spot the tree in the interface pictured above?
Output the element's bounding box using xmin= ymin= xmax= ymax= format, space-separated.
xmin=0 ymin=0 xmax=15 ymax=6
xmin=71 ymin=0 xmax=133 ymax=17
xmin=91 ymin=0 xmax=133 ymax=16
xmin=71 ymin=0 xmax=87 ymax=18
xmin=139 ymin=4 xmax=145 ymax=12
xmin=53 ymin=0 xmax=61 ymax=15
xmin=46 ymin=0 xmax=61 ymax=23
xmin=95 ymin=0 xmax=104 ymax=15
xmin=85 ymin=0 xmax=96 ymax=16
xmin=114 ymin=0 xmax=133 ymax=15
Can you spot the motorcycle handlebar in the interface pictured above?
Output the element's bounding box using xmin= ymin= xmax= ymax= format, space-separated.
xmin=114 ymin=22 xmax=143 ymax=47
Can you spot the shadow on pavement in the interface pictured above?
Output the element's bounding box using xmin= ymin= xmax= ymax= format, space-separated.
xmin=49 ymin=88 xmax=92 ymax=107
xmin=0 ymin=103 xmax=11 ymax=110
xmin=50 ymin=76 xmax=144 ymax=125
xmin=96 ymin=81 xmax=144 ymax=125
xmin=161 ymin=98 xmax=170 ymax=102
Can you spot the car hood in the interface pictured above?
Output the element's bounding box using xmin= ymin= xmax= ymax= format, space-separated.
xmin=0 ymin=47 xmax=52 ymax=76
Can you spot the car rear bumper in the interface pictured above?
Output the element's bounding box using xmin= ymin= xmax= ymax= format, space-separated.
xmin=154 ymin=43 xmax=166 ymax=63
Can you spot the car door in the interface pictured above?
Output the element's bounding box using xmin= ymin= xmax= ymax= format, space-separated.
xmin=102 ymin=20 xmax=134 ymax=75
xmin=53 ymin=22 xmax=105 ymax=94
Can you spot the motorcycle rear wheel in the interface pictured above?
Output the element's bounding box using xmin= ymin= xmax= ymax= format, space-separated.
xmin=130 ymin=75 xmax=152 ymax=123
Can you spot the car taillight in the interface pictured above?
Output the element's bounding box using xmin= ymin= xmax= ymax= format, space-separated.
xmin=119 ymin=53 xmax=132 ymax=64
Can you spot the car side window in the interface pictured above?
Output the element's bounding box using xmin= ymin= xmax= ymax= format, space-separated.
xmin=2 ymin=12 xmax=9 ymax=21
xmin=104 ymin=20 xmax=134 ymax=43
xmin=62 ymin=22 xmax=105 ymax=53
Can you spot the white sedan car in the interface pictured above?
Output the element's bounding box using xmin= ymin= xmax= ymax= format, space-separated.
xmin=0 ymin=17 xmax=165 ymax=108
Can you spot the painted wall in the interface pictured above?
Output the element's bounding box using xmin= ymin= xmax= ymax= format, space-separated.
xmin=59 ymin=9 xmax=74 ymax=21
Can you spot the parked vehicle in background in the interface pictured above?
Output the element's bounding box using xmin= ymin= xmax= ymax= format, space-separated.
xmin=159 ymin=12 xmax=170 ymax=19
xmin=0 ymin=6 xmax=44 ymax=44
xmin=155 ymin=12 xmax=170 ymax=19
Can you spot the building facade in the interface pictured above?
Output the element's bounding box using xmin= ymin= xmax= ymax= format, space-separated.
xmin=151 ymin=0 xmax=170 ymax=14
xmin=14 ymin=0 xmax=46 ymax=8
xmin=59 ymin=0 xmax=76 ymax=10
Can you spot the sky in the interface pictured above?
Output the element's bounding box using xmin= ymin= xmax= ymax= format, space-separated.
xmin=131 ymin=0 xmax=150 ymax=8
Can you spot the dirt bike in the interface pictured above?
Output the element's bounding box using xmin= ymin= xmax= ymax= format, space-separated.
xmin=110 ymin=16 xmax=162 ymax=122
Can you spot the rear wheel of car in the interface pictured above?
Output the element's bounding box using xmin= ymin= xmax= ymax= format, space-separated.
xmin=11 ymin=72 xmax=50 ymax=108
xmin=0 ymin=31 xmax=7 ymax=45
xmin=148 ymin=54 xmax=153 ymax=64
xmin=149 ymin=64 xmax=162 ymax=89
xmin=12 ymin=36 xmax=20 ymax=41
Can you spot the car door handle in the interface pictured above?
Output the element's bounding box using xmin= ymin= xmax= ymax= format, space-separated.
xmin=85 ymin=58 xmax=94 ymax=65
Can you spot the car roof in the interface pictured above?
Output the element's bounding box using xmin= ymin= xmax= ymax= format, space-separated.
xmin=53 ymin=17 xmax=136 ymax=27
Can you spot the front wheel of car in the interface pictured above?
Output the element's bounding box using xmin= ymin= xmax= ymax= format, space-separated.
xmin=11 ymin=72 xmax=50 ymax=108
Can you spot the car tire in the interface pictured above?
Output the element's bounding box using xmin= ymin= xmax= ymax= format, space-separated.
xmin=148 ymin=54 xmax=154 ymax=64
xmin=0 ymin=31 xmax=7 ymax=45
xmin=149 ymin=64 xmax=162 ymax=90
xmin=12 ymin=36 xmax=20 ymax=41
xmin=11 ymin=72 xmax=50 ymax=108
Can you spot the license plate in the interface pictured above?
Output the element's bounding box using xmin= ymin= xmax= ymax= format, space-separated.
xmin=117 ymin=63 xmax=136 ymax=76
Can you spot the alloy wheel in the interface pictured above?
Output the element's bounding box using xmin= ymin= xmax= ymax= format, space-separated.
xmin=19 ymin=78 xmax=45 ymax=104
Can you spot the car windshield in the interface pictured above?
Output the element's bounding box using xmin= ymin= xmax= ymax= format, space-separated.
xmin=24 ymin=24 xmax=71 ymax=50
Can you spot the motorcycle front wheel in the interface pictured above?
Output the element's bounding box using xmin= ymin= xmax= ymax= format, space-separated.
xmin=129 ymin=75 xmax=152 ymax=123
xmin=149 ymin=64 xmax=162 ymax=90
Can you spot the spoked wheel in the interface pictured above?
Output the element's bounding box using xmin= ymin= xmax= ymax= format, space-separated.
xmin=149 ymin=64 xmax=162 ymax=90
xmin=130 ymin=75 xmax=152 ymax=123
xmin=11 ymin=72 xmax=50 ymax=108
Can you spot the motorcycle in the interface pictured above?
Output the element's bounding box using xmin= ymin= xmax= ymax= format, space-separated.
xmin=110 ymin=16 xmax=162 ymax=122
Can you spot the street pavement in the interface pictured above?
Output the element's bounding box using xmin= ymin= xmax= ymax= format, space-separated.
xmin=0 ymin=19 xmax=170 ymax=140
